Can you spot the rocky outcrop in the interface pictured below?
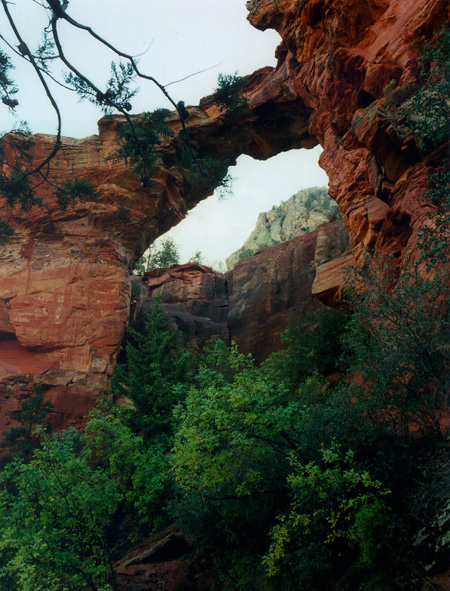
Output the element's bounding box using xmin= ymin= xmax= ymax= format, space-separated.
xmin=131 ymin=219 xmax=349 ymax=363
xmin=0 ymin=0 xmax=448 ymax=431
xmin=225 ymin=187 xmax=341 ymax=269
xmin=133 ymin=264 xmax=229 ymax=347
xmin=115 ymin=525 xmax=192 ymax=591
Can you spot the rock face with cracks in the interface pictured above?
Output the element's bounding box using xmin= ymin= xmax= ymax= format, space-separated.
xmin=131 ymin=219 xmax=349 ymax=364
xmin=0 ymin=0 xmax=448 ymax=433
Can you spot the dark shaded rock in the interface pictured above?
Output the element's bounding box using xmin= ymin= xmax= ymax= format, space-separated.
xmin=131 ymin=220 xmax=349 ymax=363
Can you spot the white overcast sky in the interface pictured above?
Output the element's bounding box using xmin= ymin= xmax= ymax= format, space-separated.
xmin=1 ymin=0 xmax=329 ymax=265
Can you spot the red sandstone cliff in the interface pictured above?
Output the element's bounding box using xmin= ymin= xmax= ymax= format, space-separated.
xmin=130 ymin=219 xmax=349 ymax=364
xmin=0 ymin=0 xmax=448 ymax=432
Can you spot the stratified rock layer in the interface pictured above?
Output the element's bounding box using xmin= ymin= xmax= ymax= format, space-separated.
xmin=0 ymin=0 xmax=448 ymax=431
xmin=131 ymin=219 xmax=350 ymax=363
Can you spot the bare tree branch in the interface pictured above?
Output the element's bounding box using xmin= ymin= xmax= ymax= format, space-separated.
xmin=1 ymin=0 xmax=62 ymax=178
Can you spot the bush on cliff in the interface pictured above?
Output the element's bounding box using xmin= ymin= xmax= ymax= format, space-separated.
xmin=0 ymin=402 xmax=183 ymax=591
xmin=342 ymin=252 xmax=450 ymax=438
xmin=264 ymin=305 xmax=348 ymax=391
xmin=0 ymin=383 xmax=54 ymax=467
xmin=170 ymin=331 xmax=404 ymax=590
xmin=403 ymin=21 xmax=450 ymax=152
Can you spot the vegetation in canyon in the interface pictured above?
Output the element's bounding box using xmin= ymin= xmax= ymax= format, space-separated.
xmin=0 ymin=232 xmax=448 ymax=590
xmin=0 ymin=9 xmax=449 ymax=591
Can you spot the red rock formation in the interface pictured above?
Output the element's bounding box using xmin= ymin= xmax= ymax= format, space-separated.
xmin=131 ymin=220 xmax=348 ymax=363
xmin=136 ymin=264 xmax=229 ymax=346
xmin=228 ymin=220 xmax=348 ymax=361
xmin=0 ymin=0 xmax=448 ymax=432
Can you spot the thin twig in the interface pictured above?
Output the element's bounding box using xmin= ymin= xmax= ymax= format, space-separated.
xmin=164 ymin=62 xmax=222 ymax=87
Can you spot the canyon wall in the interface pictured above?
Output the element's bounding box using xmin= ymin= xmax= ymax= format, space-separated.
xmin=225 ymin=186 xmax=342 ymax=269
xmin=131 ymin=219 xmax=349 ymax=363
xmin=0 ymin=0 xmax=448 ymax=432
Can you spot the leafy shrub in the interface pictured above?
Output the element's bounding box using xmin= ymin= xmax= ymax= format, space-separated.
xmin=0 ymin=383 xmax=54 ymax=465
xmin=83 ymin=402 xmax=173 ymax=533
xmin=112 ymin=108 xmax=173 ymax=186
xmin=343 ymin=252 xmax=450 ymax=437
xmin=0 ymin=428 xmax=119 ymax=591
xmin=0 ymin=218 xmax=15 ymax=243
xmin=180 ymin=148 xmax=233 ymax=199
xmin=237 ymin=247 xmax=254 ymax=262
xmin=401 ymin=22 xmax=450 ymax=151
xmin=264 ymin=305 xmax=349 ymax=392
xmin=55 ymin=177 xmax=101 ymax=212
xmin=212 ymin=72 xmax=248 ymax=114
xmin=263 ymin=446 xmax=393 ymax=585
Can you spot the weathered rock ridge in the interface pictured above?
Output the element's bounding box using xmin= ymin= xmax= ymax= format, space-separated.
xmin=131 ymin=219 xmax=349 ymax=363
xmin=225 ymin=186 xmax=342 ymax=269
xmin=0 ymin=0 xmax=448 ymax=431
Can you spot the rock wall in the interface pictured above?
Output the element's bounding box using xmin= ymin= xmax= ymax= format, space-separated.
xmin=225 ymin=186 xmax=342 ymax=269
xmin=0 ymin=0 xmax=448 ymax=431
xmin=131 ymin=219 xmax=350 ymax=363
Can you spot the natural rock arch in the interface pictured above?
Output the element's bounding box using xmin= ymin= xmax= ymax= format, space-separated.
xmin=0 ymin=0 xmax=448 ymax=431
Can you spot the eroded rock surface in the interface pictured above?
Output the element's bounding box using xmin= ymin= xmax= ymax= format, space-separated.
xmin=225 ymin=187 xmax=342 ymax=269
xmin=131 ymin=219 xmax=349 ymax=363
xmin=134 ymin=264 xmax=229 ymax=347
xmin=0 ymin=0 xmax=448 ymax=431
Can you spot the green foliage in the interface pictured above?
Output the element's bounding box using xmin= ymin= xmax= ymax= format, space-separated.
xmin=263 ymin=446 xmax=393 ymax=583
xmin=418 ymin=159 xmax=450 ymax=268
xmin=55 ymin=177 xmax=101 ymax=212
xmin=65 ymin=60 xmax=137 ymax=115
xmin=172 ymin=342 xmax=302 ymax=498
xmin=0 ymin=123 xmax=34 ymax=171
xmin=265 ymin=305 xmax=349 ymax=392
xmin=112 ymin=108 xmax=173 ymax=187
xmin=304 ymin=193 xmax=314 ymax=213
xmin=172 ymin=341 xmax=307 ymax=589
xmin=147 ymin=237 xmax=180 ymax=270
xmin=0 ymin=218 xmax=15 ymax=243
xmin=0 ymin=126 xmax=96 ymax=228
xmin=213 ymin=72 xmax=248 ymax=115
xmin=0 ymin=383 xmax=54 ymax=464
xmin=171 ymin=337 xmax=401 ymax=589
xmin=0 ymin=49 xmax=18 ymax=105
xmin=402 ymin=22 xmax=450 ymax=151
xmin=112 ymin=299 xmax=193 ymax=441
xmin=180 ymin=148 xmax=233 ymax=199
xmin=0 ymin=428 xmax=119 ymax=591
xmin=131 ymin=238 xmax=180 ymax=274
xmin=34 ymin=31 xmax=55 ymax=74
xmin=237 ymin=247 xmax=254 ymax=262
xmin=0 ymin=170 xmax=41 ymax=210
xmin=0 ymin=129 xmax=32 ymax=225
xmin=343 ymin=252 xmax=450 ymax=436
xmin=336 ymin=217 xmax=349 ymax=251
xmin=104 ymin=61 xmax=137 ymax=113
xmin=83 ymin=402 xmax=173 ymax=531
xmin=189 ymin=250 xmax=204 ymax=265
xmin=131 ymin=254 xmax=146 ymax=275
